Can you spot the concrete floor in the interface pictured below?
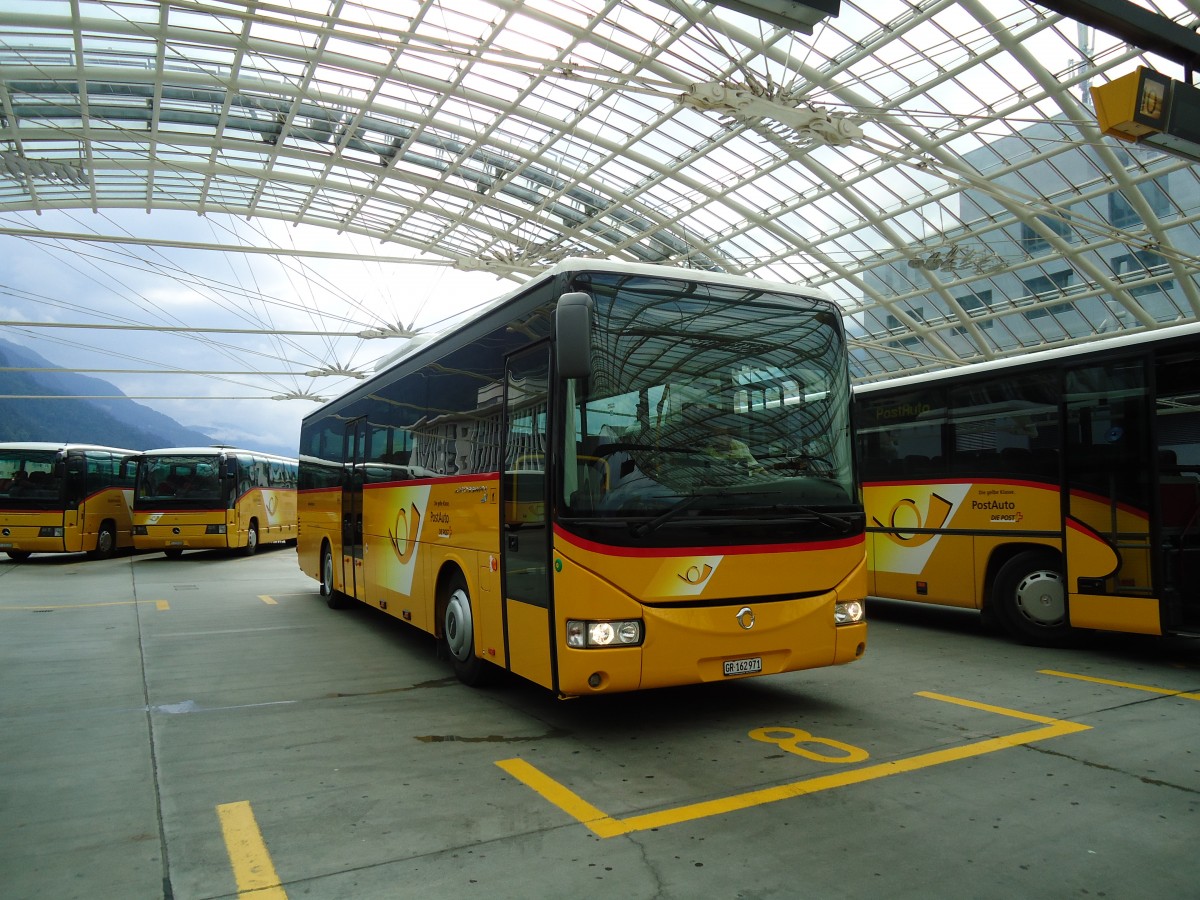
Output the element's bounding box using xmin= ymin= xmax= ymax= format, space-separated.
xmin=2 ymin=544 xmax=1198 ymax=900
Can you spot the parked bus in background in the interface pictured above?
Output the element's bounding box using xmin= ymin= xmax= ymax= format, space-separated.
xmin=855 ymin=321 xmax=1200 ymax=645
xmin=0 ymin=442 xmax=136 ymax=560
xmin=132 ymin=447 xmax=298 ymax=557
xmin=298 ymin=258 xmax=866 ymax=697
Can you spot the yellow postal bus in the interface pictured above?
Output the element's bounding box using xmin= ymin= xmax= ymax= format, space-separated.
xmin=132 ymin=447 xmax=297 ymax=557
xmin=298 ymin=258 xmax=867 ymax=696
xmin=0 ymin=442 xmax=136 ymax=560
xmin=855 ymin=321 xmax=1200 ymax=643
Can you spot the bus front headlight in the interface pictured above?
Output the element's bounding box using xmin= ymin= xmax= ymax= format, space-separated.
xmin=566 ymin=619 xmax=643 ymax=648
xmin=835 ymin=600 xmax=865 ymax=625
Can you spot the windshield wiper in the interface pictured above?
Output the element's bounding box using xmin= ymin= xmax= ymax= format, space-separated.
xmin=767 ymin=505 xmax=857 ymax=534
xmin=631 ymin=494 xmax=702 ymax=538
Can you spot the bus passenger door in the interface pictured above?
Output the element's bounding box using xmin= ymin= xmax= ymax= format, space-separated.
xmin=502 ymin=345 xmax=554 ymax=688
xmin=342 ymin=418 xmax=368 ymax=601
xmin=1064 ymin=359 xmax=1157 ymax=632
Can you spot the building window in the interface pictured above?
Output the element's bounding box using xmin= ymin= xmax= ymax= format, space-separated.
xmin=1020 ymin=215 xmax=1072 ymax=254
xmin=1113 ymin=250 xmax=1174 ymax=297
xmin=1021 ymin=270 xmax=1073 ymax=299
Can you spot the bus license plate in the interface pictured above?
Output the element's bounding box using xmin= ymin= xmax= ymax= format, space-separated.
xmin=724 ymin=657 xmax=762 ymax=676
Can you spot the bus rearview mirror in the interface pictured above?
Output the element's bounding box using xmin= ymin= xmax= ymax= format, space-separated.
xmin=556 ymin=291 xmax=593 ymax=380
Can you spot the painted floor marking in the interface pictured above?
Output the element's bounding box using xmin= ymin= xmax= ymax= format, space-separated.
xmin=1041 ymin=669 xmax=1200 ymax=701
xmin=217 ymin=800 xmax=288 ymax=899
xmin=259 ymin=594 xmax=278 ymax=605
xmin=496 ymin=691 xmax=1091 ymax=838
xmin=156 ymin=600 xmax=170 ymax=611
xmin=2 ymin=600 xmax=168 ymax=611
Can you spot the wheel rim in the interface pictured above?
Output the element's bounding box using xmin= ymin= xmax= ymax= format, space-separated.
xmin=444 ymin=588 xmax=473 ymax=662
xmin=96 ymin=528 xmax=113 ymax=555
xmin=1013 ymin=569 xmax=1065 ymax=627
xmin=247 ymin=527 xmax=257 ymax=551
xmin=321 ymin=550 xmax=333 ymax=595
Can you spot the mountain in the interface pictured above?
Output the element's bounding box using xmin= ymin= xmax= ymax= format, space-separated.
xmin=0 ymin=338 xmax=215 ymax=450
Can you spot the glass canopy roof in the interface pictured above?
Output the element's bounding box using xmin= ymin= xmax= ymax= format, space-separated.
xmin=1 ymin=0 xmax=1198 ymax=396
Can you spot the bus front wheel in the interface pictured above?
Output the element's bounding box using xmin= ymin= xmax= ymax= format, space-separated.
xmin=88 ymin=521 xmax=117 ymax=559
xmin=993 ymin=550 xmax=1069 ymax=645
xmin=442 ymin=572 xmax=490 ymax=687
xmin=6 ymin=550 xmax=31 ymax=561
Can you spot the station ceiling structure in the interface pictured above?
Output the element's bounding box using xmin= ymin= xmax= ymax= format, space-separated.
xmin=2 ymin=0 xmax=1200 ymax=402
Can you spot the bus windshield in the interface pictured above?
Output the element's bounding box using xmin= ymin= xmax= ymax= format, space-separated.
xmin=0 ymin=449 xmax=64 ymax=506
xmin=135 ymin=454 xmax=225 ymax=505
xmin=561 ymin=274 xmax=857 ymax=542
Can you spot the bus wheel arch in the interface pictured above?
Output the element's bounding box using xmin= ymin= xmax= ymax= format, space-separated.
xmin=322 ymin=540 xmax=351 ymax=609
xmin=242 ymin=519 xmax=259 ymax=556
xmin=437 ymin=565 xmax=491 ymax=686
xmin=989 ymin=546 xmax=1070 ymax=645
xmin=88 ymin=519 xmax=118 ymax=559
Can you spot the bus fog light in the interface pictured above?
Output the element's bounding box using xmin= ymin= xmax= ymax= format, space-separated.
xmin=835 ymin=600 xmax=865 ymax=624
xmin=38 ymin=526 xmax=64 ymax=537
xmin=566 ymin=619 xmax=643 ymax=648
xmin=205 ymin=524 xmax=227 ymax=534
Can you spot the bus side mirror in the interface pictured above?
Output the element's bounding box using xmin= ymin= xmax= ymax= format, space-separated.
xmin=555 ymin=291 xmax=593 ymax=380
xmin=224 ymin=459 xmax=237 ymax=479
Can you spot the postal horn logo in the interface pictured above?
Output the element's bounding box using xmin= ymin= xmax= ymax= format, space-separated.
xmin=388 ymin=503 xmax=421 ymax=563
xmin=874 ymin=492 xmax=953 ymax=547
xmin=678 ymin=563 xmax=715 ymax=586
xmin=267 ymin=495 xmax=278 ymax=516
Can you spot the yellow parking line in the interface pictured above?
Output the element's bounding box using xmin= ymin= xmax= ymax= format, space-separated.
xmin=497 ymin=692 xmax=1090 ymax=838
xmin=259 ymin=595 xmax=278 ymax=605
xmin=1040 ymin=669 xmax=1200 ymax=701
xmin=156 ymin=600 xmax=170 ymax=611
xmin=217 ymin=801 xmax=287 ymax=899
xmin=2 ymin=600 xmax=160 ymax=610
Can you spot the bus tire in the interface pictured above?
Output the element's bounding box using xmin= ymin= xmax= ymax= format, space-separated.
xmin=242 ymin=521 xmax=259 ymax=556
xmin=442 ymin=571 xmax=491 ymax=687
xmin=993 ymin=549 xmax=1070 ymax=645
xmin=164 ymin=548 xmax=184 ymax=559
xmin=322 ymin=543 xmax=350 ymax=609
xmin=88 ymin=520 xmax=117 ymax=560
xmin=6 ymin=550 xmax=31 ymax=561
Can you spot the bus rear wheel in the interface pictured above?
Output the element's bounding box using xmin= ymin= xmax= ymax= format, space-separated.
xmin=442 ymin=572 xmax=490 ymax=686
xmin=993 ymin=549 xmax=1070 ymax=645
xmin=88 ymin=521 xmax=117 ymax=559
xmin=6 ymin=550 xmax=31 ymax=561
xmin=322 ymin=543 xmax=350 ymax=609
xmin=242 ymin=521 xmax=258 ymax=556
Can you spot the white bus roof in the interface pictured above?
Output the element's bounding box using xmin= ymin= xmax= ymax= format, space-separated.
xmin=137 ymin=447 xmax=298 ymax=461
xmin=374 ymin=256 xmax=834 ymax=374
xmin=0 ymin=442 xmax=137 ymax=453
xmin=855 ymin=320 xmax=1200 ymax=396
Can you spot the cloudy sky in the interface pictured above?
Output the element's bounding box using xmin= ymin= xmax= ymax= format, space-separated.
xmin=0 ymin=207 xmax=510 ymax=457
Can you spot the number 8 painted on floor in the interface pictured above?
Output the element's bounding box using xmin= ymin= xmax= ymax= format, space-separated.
xmin=749 ymin=727 xmax=869 ymax=763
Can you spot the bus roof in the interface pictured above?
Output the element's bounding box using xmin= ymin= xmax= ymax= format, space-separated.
xmin=371 ymin=256 xmax=834 ymax=375
xmin=137 ymin=447 xmax=298 ymax=462
xmin=854 ymin=320 xmax=1200 ymax=396
xmin=0 ymin=442 xmax=137 ymax=454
